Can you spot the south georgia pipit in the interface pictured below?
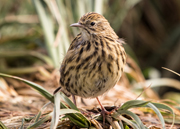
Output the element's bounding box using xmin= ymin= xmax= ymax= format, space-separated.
xmin=55 ymin=12 xmax=126 ymax=125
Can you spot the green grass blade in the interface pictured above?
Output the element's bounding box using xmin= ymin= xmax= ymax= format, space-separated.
xmin=59 ymin=109 xmax=80 ymax=115
xmin=59 ymin=92 xmax=79 ymax=111
xmin=0 ymin=121 xmax=8 ymax=129
xmin=67 ymin=115 xmax=89 ymax=128
xmin=86 ymin=0 xmax=93 ymax=12
xmin=118 ymin=119 xmax=124 ymax=129
xmin=112 ymin=112 xmax=139 ymax=129
xmin=152 ymin=103 xmax=175 ymax=129
xmin=146 ymin=103 xmax=166 ymax=129
xmin=59 ymin=92 xmax=90 ymax=127
xmin=119 ymin=100 xmax=150 ymax=111
xmin=114 ymin=110 xmax=146 ymax=129
xmin=124 ymin=125 xmax=130 ymax=129
xmin=120 ymin=116 xmax=139 ymax=129
xmin=50 ymin=0 xmax=70 ymax=62
xmin=32 ymin=0 xmax=59 ymax=68
xmin=94 ymin=0 xmax=103 ymax=14
xmin=18 ymin=118 xmax=25 ymax=129
xmin=35 ymin=102 xmax=52 ymax=122
xmin=66 ymin=111 xmax=90 ymax=127
xmin=0 ymin=73 xmax=54 ymax=102
xmin=51 ymin=92 xmax=61 ymax=129
xmin=77 ymin=0 xmax=86 ymax=17
xmin=27 ymin=113 xmax=52 ymax=129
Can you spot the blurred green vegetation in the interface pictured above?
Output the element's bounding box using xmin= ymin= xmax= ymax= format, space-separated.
xmin=0 ymin=0 xmax=180 ymax=97
xmin=117 ymin=1 xmax=180 ymax=80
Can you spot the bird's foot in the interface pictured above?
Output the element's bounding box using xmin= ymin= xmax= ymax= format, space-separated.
xmin=100 ymin=106 xmax=119 ymax=128
xmin=100 ymin=108 xmax=111 ymax=128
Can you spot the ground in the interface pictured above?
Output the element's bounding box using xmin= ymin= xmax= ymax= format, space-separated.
xmin=0 ymin=71 xmax=179 ymax=128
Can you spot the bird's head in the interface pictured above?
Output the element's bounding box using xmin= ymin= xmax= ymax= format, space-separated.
xmin=70 ymin=12 xmax=114 ymax=40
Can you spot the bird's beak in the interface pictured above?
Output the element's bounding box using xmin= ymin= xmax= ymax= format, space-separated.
xmin=70 ymin=23 xmax=83 ymax=27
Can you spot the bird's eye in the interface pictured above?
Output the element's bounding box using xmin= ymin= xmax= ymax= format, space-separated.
xmin=91 ymin=22 xmax=95 ymax=26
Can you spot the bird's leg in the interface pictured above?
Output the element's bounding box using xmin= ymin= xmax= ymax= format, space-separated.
xmin=96 ymin=97 xmax=110 ymax=126
xmin=72 ymin=96 xmax=88 ymax=115
xmin=96 ymin=97 xmax=111 ymax=114
xmin=72 ymin=94 xmax=77 ymax=106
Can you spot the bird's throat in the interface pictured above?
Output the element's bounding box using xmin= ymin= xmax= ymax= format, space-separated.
xmin=81 ymin=29 xmax=91 ymax=41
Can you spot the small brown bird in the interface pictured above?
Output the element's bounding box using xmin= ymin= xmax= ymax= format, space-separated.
xmin=58 ymin=12 xmax=126 ymax=119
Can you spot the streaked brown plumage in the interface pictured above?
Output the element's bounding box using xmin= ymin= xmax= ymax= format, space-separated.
xmin=58 ymin=12 xmax=126 ymax=119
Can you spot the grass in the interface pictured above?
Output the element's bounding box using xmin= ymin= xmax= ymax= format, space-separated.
xmin=0 ymin=73 xmax=175 ymax=129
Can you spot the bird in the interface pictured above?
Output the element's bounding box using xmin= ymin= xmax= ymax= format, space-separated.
xmin=57 ymin=12 xmax=126 ymax=124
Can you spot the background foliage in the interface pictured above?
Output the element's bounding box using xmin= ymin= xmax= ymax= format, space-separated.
xmin=1 ymin=0 xmax=180 ymax=96
xmin=0 ymin=0 xmax=180 ymax=128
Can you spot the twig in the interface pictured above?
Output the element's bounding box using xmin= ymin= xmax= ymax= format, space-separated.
xmin=135 ymin=83 xmax=152 ymax=100
xmin=162 ymin=67 xmax=180 ymax=77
